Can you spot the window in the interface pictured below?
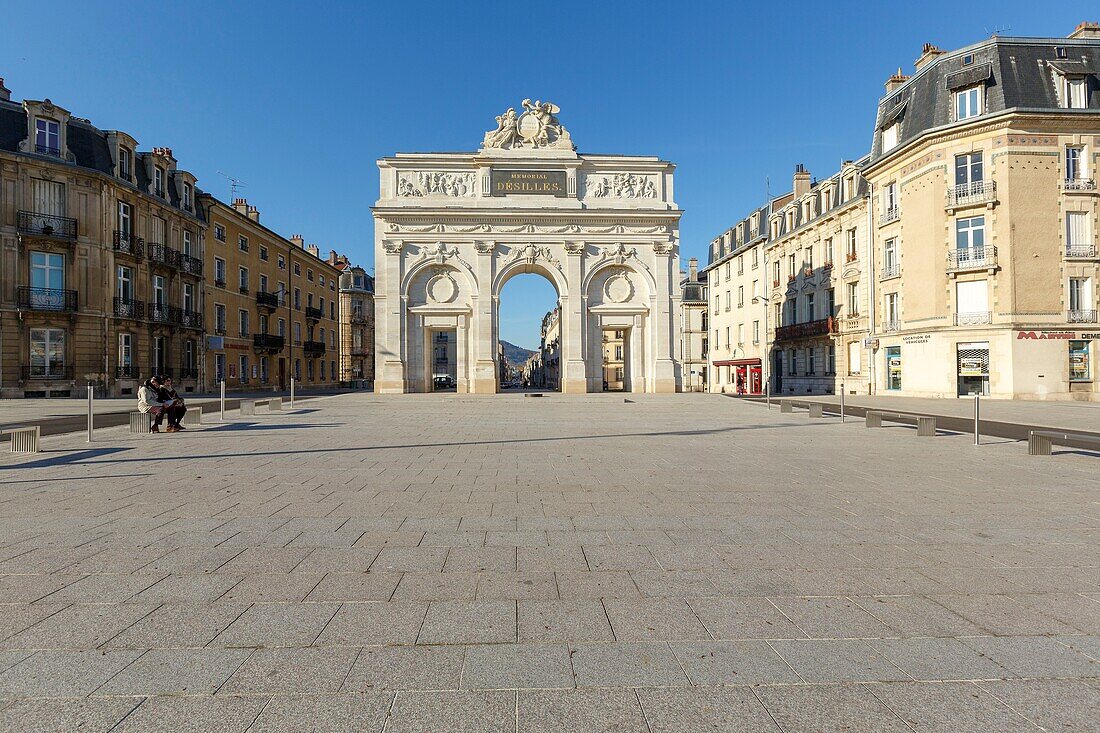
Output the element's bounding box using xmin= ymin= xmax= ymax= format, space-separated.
xmin=883 ymin=237 xmax=899 ymax=276
xmin=330 ymin=302 xmax=336 ymax=319
xmin=848 ymin=341 xmax=861 ymax=375
xmin=307 ymin=293 xmax=314 ymax=309
xmin=277 ymin=318 xmax=286 ymax=337
xmin=215 ymin=304 xmax=226 ymax=334
xmin=152 ymin=275 xmax=166 ymax=306
xmin=35 ymin=118 xmax=60 ymax=155
xmin=788 ymin=254 xmax=796 ymax=278
xmin=307 ymin=268 xmax=314 ymax=282
xmin=214 ymin=258 xmax=226 ymax=286
xmin=259 ymin=274 xmax=268 ymax=294
xmin=182 ymin=282 xmax=195 ymax=313
xmin=119 ymin=147 xmax=132 ymax=179
xmin=117 ymin=201 xmax=132 ymax=237
xmin=238 ymin=309 xmax=249 ymax=337
xmin=258 ymin=314 xmax=268 ymax=334
xmin=1066 ymin=146 xmax=1085 ymax=182
xmin=154 ymin=166 xmax=164 ymax=197
xmin=320 ymin=360 xmax=326 ymax=381
xmin=29 ymin=328 xmax=65 ymax=377
xmin=751 ymin=247 xmax=759 ymax=268
xmin=956 ymin=279 xmax=989 ymax=319
xmin=295 ymin=359 xmax=301 ymax=380
xmin=884 ymin=182 xmax=898 ymax=214
xmin=214 ymin=223 xmax=226 ymax=242
xmin=827 ymin=344 xmax=836 ymax=375
xmin=847 ymin=282 xmax=860 ymax=314
xmin=239 ymin=355 xmax=249 ymax=383
xmin=751 ymin=279 xmax=759 ymax=300
xmin=824 ymin=238 xmax=834 ymax=266
xmin=752 ymin=320 xmax=760 ymax=343
xmin=238 ymin=235 xmax=249 ymax=252
xmin=238 ymin=266 xmax=249 ymax=292
xmin=118 ymin=333 xmax=132 ymax=370
xmin=737 ymin=286 xmax=744 ymax=307
xmin=884 ymin=292 xmax=900 ymax=326
xmin=724 ymin=290 xmax=730 ymax=311
xmin=294 ymin=262 xmax=301 ymax=276
xmin=955 ymin=152 xmax=983 ymax=187
xmin=826 ymin=288 xmax=835 ymax=317
xmin=1061 ymin=76 xmax=1087 ymax=109
xmin=772 ymin=261 xmax=780 ymax=283
xmin=307 ymin=360 xmax=314 ymax=381
xmin=955 ymin=216 xmax=985 ymax=253
xmin=152 ymin=336 xmax=167 ymax=375
xmin=805 ymin=292 xmax=815 ymax=322
xmin=805 ymin=246 xmax=814 ymax=270
xmin=294 ymin=288 xmax=301 ymax=309
xmin=807 ymin=347 xmax=816 ymax=375
xmin=319 ymin=275 xmax=326 ymax=288
xmin=30 ymin=251 xmax=65 ymax=296
xmin=1069 ymin=277 xmax=1091 ymax=312
xmin=117 ymin=266 xmax=133 ymax=302
xmin=788 ymin=349 xmax=797 ymax=376
xmin=1069 ymin=341 xmax=1091 ymax=381
xmin=33 ymin=178 xmax=65 ymax=219
xmin=736 ymin=256 xmax=743 ymax=275
xmin=278 ymin=254 xmax=286 ymax=270
xmin=1067 ymin=212 xmax=1092 ymax=254
xmin=724 ymin=327 xmax=730 ymax=348
xmin=954 ymin=86 xmax=983 ymax=120
xmin=183 ymin=182 xmax=193 ymax=210
xmin=215 ymin=353 xmax=226 ymax=383
xmin=882 ymin=123 xmax=899 ymax=152
xmin=182 ymin=230 xmax=193 ymax=257
xmin=259 ymin=245 xmax=268 ymax=261
xmin=846 ymin=229 xmax=857 ymax=261
xmin=184 ymin=340 xmax=196 ymax=375
xmin=150 ymin=216 xmax=166 ymax=246
xmin=294 ymin=322 xmax=302 ymax=345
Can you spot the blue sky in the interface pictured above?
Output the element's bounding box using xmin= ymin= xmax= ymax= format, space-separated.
xmin=3 ymin=1 xmax=1094 ymax=348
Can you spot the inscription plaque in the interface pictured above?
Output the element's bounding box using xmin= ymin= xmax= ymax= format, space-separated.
xmin=491 ymin=169 xmax=567 ymax=197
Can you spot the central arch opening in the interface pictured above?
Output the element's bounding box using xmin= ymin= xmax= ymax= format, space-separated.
xmin=497 ymin=271 xmax=561 ymax=392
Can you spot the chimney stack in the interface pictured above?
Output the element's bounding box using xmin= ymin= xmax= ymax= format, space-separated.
xmin=307 ymin=244 xmax=320 ymax=259
xmin=793 ymin=163 xmax=811 ymax=198
xmin=0 ymin=78 xmax=10 ymax=102
xmin=328 ymin=250 xmax=338 ymax=264
xmin=885 ymin=68 xmax=910 ymax=92
xmin=1069 ymin=21 xmax=1100 ymax=39
xmin=290 ymin=234 xmax=305 ymax=249
xmin=688 ymin=257 xmax=698 ymax=282
xmin=914 ymin=43 xmax=945 ymax=71
xmin=233 ymin=198 xmax=249 ymax=216
xmin=246 ymin=205 xmax=259 ymax=222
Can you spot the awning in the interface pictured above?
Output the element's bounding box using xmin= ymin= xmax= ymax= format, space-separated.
xmin=713 ymin=358 xmax=762 ymax=367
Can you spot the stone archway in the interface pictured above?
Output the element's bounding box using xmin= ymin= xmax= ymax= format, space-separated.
xmin=373 ymin=100 xmax=683 ymax=394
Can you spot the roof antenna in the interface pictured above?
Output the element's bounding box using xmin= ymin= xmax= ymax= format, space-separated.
xmin=216 ymin=170 xmax=247 ymax=200
xmin=985 ymin=25 xmax=1011 ymax=37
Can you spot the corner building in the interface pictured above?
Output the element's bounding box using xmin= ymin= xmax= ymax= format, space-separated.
xmin=373 ymin=100 xmax=682 ymax=393
xmin=864 ymin=24 xmax=1100 ymax=400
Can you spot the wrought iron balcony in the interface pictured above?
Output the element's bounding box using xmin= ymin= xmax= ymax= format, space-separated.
xmin=178 ymin=255 xmax=203 ymax=277
xmin=239 ymin=286 xmax=250 ymax=295
xmin=305 ymin=306 xmax=324 ymax=321
xmin=215 ymin=279 xmax=226 ymax=289
xmin=1068 ymin=309 xmax=1098 ymax=324
xmin=116 ymin=364 xmax=139 ymax=379
xmin=179 ymin=310 xmax=203 ymax=330
xmin=18 ymin=210 xmax=78 ymax=240
xmin=1065 ymin=244 xmax=1098 ymax=258
xmin=774 ymin=316 xmax=837 ymax=342
xmin=351 ymin=346 xmax=370 ymax=356
xmin=1062 ymin=178 xmax=1097 ymax=192
xmin=879 ymin=206 xmax=899 ymax=225
xmin=113 ymin=231 xmax=144 ymax=257
xmin=954 ymin=311 xmax=992 ymax=326
xmin=946 ymin=246 xmax=997 ymax=272
xmin=147 ymin=302 xmax=178 ymax=325
xmin=147 ymin=243 xmax=181 ymax=268
xmin=214 ymin=325 xmax=227 ymax=336
xmin=113 ymin=297 xmax=144 ymax=319
xmin=946 ymin=180 xmax=996 ymax=209
xmin=881 ymin=262 xmax=900 ymax=279
xmin=303 ymin=340 xmax=326 ymax=357
xmin=35 ymin=144 xmax=61 ymax=157
xmin=18 ymin=286 xmax=78 ymax=312
xmin=350 ymin=310 xmax=369 ymax=324
xmin=21 ymin=365 xmax=73 ymax=381
xmin=256 ymin=291 xmax=280 ymax=310
xmin=253 ymin=334 xmax=285 ymax=353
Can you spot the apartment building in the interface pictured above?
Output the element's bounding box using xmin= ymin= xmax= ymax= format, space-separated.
xmin=766 ymin=161 xmax=872 ymax=396
xmin=863 ymin=24 xmax=1100 ymax=399
xmin=702 ymin=205 xmax=770 ymax=394
xmin=200 ymin=196 xmax=341 ymax=392
xmin=0 ymin=79 xmax=205 ymax=398
xmin=679 ymin=258 xmax=709 ymax=391
xmin=337 ymin=261 xmax=375 ymax=386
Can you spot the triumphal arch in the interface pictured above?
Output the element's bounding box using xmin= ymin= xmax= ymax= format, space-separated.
xmin=373 ymin=99 xmax=683 ymax=394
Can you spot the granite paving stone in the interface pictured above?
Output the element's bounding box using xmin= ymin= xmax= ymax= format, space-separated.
xmin=313 ymin=601 xmax=426 ymax=646
xmin=110 ymin=695 xmax=269 ymax=733
xmin=214 ymin=602 xmax=340 ymax=648
xmin=959 ymin=636 xmax=1100 ymax=678
xmin=385 ymin=689 xmax=516 ymax=733
xmin=518 ymin=688 xmax=648 ymax=733
xmin=517 ymin=599 xmax=615 ymax=643
xmin=767 ymin=639 xmax=912 ymax=683
xmin=872 ymin=681 xmax=1043 ymax=732
xmin=0 ymin=649 xmax=144 ymax=697
xmin=219 ymin=646 xmax=360 ymax=694
xmin=976 ymin=678 xmax=1100 ymax=731
xmin=461 ymin=643 xmax=574 ymax=689
xmin=669 ymin=640 xmax=803 ymax=685
xmin=638 ymin=686 xmax=781 ymax=732
xmin=342 ymin=645 xmax=464 ymax=691
xmin=570 ymin=642 xmax=690 ymax=687
xmin=0 ymin=698 xmax=142 ymax=733
xmin=95 ymin=647 xmax=252 ymax=695
xmin=247 ymin=692 xmax=393 ymax=732
xmin=417 ymin=600 xmax=516 ymax=644
xmin=755 ymin=683 xmax=914 ymax=732
xmin=603 ymin=598 xmax=712 ymax=641
xmin=103 ymin=602 xmax=248 ymax=649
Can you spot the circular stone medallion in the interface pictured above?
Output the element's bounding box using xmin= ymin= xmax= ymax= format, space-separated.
xmin=426 ymin=272 xmax=457 ymax=303
xmin=605 ymin=271 xmax=633 ymax=303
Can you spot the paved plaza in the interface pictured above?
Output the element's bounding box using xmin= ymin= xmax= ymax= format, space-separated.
xmin=0 ymin=393 xmax=1097 ymax=731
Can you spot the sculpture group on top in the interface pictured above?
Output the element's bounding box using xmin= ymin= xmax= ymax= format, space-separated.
xmin=587 ymin=172 xmax=658 ymax=199
xmin=482 ymin=99 xmax=574 ymax=151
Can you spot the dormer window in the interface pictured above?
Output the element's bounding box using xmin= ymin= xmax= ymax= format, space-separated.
xmin=1059 ymin=76 xmax=1087 ymax=109
xmin=882 ymin=122 xmax=900 ymax=152
xmin=119 ymin=148 xmax=132 ymax=180
xmin=154 ymin=166 xmax=165 ymax=197
xmin=35 ymin=119 xmax=61 ymax=157
xmin=954 ymin=85 xmax=983 ymax=121
xmin=182 ymin=182 xmax=193 ymax=210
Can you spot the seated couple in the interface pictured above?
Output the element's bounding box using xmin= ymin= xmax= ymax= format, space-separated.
xmin=137 ymin=376 xmax=188 ymax=433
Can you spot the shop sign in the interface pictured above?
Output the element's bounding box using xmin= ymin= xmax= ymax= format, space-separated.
xmin=902 ymin=334 xmax=930 ymax=344
xmin=206 ymin=336 xmax=224 ymax=351
xmin=959 ymin=356 xmax=985 ymax=376
xmin=1017 ymin=330 xmax=1076 ymax=340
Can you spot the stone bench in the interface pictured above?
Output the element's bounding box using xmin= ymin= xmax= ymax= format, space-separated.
xmin=181 ymin=409 xmax=202 ymax=426
xmin=780 ymin=400 xmax=823 ymax=418
xmin=129 ymin=411 xmax=151 ymax=434
xmin=268 ymin=397 xmax=282 ymax=412
xmin=2 ymin=426 xmax=40 ymax=453
xmin=865 ymin=410 xmax=936 ymax=436
xmin=1028 ymin=429 xmax=1100 ymax=456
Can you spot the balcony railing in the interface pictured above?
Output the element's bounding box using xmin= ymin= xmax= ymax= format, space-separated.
xmin=179 ymin=310 xmax=203 ymax=330
xmin=178 ymin=255 xmax=203 ymax=277
xmin=147 ymin=243 xmax=180 ymax=269
xmin=881 ymin=262 xmax=900 ymax=279
xmin=1065 ymin=244 xmax=1098 ymax=258
xmin=214 ymin=325 xmax=227 ymax=336
xmin=774 ymin=316 xmax=837 ymax=342
xmin=303 ymin=340 xmax=326 ymax=357
xmin=113 ymin=231 xmax=144 ymax=257
xmin=116 ymin=364 xmax=139 ymax=379
xmin=845 ymin=251 xmax=858 ymax=263
xmin=946 ymin=180 xmax=996 ymax=208
xmin=351 ymin=346 xmax=370 ymax=356
xmin=305 ymin=306 xmax=324 ymax=321
xmin=253 ymin=334 xmax=285 ymax=353
xmin=350 ymin=310 xmax=368 ymax=324
xmin=1068 ymin=309 xmax=1098 ymax=324
xmin=36 ymin=144 xmax=61 ymax=157
xmin=239 ymin=286 xmax=250 ymax=295
xmin=946 ymin=246 xmax=997 ymax=272
xmin=954 ymin=311 xmax=992 ymax=326
xmin=21 ymin=365 xmax=73 ymax=381
xmin=881 ymin=320 xmax=901 ymax=333
xmin=113 ymin=297 xmax=144 ymax=319
xmin=147 ymin=302 xmax=178 ymax=325
xmin=17 ymin=286 xmax=78 ymax=312
xmin=879 ymin=206 xmax=899 ymax=224
xmin=18 ymin=210 xmax=78 ymax=240
xmin=1062 ymin=178 xmax=1097 ymax=192
xmin=256 ymin=291 xmax=280 ymax=310
xmin=215 ymin=279 xmax=226 ymax=289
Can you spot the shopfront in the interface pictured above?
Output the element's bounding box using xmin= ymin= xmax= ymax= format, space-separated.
xmin=714 ymin=358 xmax=762 ymax=395
xmin=956 ymin=341 xmax=990 ymax=396
xmin=884 ymin=346 xmax=902 ymax=390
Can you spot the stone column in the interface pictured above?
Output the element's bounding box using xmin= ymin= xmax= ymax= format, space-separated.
xmin=456 ymin=314 xmax=469 ymax=393
xmin=561 ymin=241 xmax=587 ymax=393
xmin=631 ymin=314 xmax=647 ymax=393
xmin=472 ymin=241 xmax=498 ymax=393
xmin=650 ymin=240 xmax=679 ymax=393
xmin=376 ymin=241 xmax=408 ymax=393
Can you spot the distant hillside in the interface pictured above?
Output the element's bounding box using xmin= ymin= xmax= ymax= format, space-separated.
xmin=500 ymin=340 xmax=535 ymax=366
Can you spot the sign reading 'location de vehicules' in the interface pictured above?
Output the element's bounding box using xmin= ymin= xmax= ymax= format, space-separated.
xmin=491 ymin=169 xmax=567 ymax=196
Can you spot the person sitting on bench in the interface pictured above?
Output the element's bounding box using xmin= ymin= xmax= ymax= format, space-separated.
xmin=156 ymin=376 xmax=187 ymax=432
xmin=137 ymin=377 xmax=172 ymax=433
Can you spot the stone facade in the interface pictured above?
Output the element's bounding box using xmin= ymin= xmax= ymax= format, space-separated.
xmin=374 ymin=100 xmax=682 ymax=394
xmin=200 ymin=196 xmax=341 ymax=393
xmin=0 ymin=81 xmax=205 ymax=398
xmin=679 ymin=258 xmax=708 ymax=391
xmin=338 ymin=264 xmax=374 ymax=386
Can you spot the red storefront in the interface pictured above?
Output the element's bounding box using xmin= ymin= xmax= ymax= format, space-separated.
xmin=714 ymin=358 xmax=762 ymax=395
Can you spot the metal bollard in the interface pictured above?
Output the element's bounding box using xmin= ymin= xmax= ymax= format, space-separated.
xmin=290 ymin=377 xmax=295 ymax=408
xmin=87 ymin=384 xmax=94 ymax=443
xmin=840 ymin=382 xmax=845 ymax=423
xmin=220 ymin=380 xmax=226 ymax=421
xmin=973 ymin=393 xmax=980 ymax=446
xmin=765 ymin=382 xmax=771 ymax=409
